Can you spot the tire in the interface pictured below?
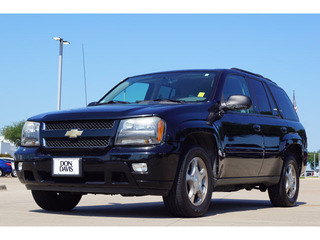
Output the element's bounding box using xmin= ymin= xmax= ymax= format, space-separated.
xmin=268 ymin=155 xmax=299 ymax=207
xmin=0 ymin=168 xmax=3 ymax=177
xmin=163 ymin=146 xmax=213 ymax=217
xmin=31 ymin=190 xmax=82 ymax=211
xmin=11 ymin=170 xmax=17 ymax=177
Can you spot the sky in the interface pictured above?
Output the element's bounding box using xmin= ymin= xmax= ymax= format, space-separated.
xmin=1 ymin=13 xmax=320 ymax=151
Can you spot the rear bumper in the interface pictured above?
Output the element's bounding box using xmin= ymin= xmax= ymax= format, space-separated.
xmin=1 ymin=166 xmax=12 ymax=174
xmin=14 ymin=143 xmax=180 ymax=196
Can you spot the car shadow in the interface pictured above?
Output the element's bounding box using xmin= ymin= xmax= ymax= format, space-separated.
xmin=206 ymin=199 xmax=306 ymax=217
xmin=31 ymin=201 xmax=171 ymax=218
xmin=29 ymin=198 xmax=307 ymax=219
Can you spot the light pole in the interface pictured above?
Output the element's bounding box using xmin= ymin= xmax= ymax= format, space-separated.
xmin=314 ymin=152 xmax=316 ymax=173
xmin=53 ymin=37 xmax=70 ymax=111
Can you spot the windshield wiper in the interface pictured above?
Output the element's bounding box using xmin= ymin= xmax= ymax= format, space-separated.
xmin=98 ymin=100 xmax=130 ymax=105
xmin=152 ymin=98 xmax=185 ymax=103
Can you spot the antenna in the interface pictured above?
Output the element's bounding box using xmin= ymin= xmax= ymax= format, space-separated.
xmin=82 ymin=44 xmax=88 ymax=106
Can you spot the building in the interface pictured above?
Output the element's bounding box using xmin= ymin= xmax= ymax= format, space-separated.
xmin=0 ymin=136 xmax=17 ymax=157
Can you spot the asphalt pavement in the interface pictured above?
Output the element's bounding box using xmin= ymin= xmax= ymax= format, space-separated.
xmin=1 ymin=177 xmax=320 ymax=226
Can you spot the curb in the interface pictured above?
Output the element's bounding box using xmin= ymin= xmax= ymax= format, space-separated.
xmin=0 ymin=185 xmax=7 ymax=191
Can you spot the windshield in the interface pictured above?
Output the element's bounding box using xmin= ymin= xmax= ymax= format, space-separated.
xmin=99 ymin=71 xmax=217 ymax=104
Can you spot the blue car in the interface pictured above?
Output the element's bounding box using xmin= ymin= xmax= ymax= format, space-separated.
xmin=0 ymin=159 xmax=12 ymax=176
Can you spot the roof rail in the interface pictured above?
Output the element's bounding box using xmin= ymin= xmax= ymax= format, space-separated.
xmin=230 ymin=68 xmax=276 ymax=84
xmin=230 ymin=68 xmax=264 ymax=78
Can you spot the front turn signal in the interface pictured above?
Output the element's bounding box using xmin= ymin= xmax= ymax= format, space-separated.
xmin=157 ymin=120 xmax=165 ymax=142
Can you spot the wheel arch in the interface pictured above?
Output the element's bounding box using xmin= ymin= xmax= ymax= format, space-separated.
xmin=282 ymin=139 xmax=304 ymax=175
xmin=179 ymin=129 xmax=220 ymax=177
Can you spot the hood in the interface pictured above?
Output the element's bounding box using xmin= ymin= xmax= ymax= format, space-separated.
xmin=28 ymin=103 xmax=208 ymax=122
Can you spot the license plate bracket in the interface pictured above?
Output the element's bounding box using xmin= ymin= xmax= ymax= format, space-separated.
xmin=52 ymin=158 xmax=82 ymax=177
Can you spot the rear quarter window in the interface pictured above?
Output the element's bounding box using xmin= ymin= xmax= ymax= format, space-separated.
xmin=269 ymin=85 xmax=299 ymax=121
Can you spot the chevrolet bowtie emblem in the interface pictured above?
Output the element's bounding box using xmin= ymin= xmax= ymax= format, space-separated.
xmin=65 ymin=129 xmax=83 ymax=138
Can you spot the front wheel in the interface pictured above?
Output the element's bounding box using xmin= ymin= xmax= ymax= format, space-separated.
xmin=163 ymin=146 xmax=213 ymax=217
xmin=268 ymin=155 xmax=299 ymax=207
xmin=31 ymin=190 xmax=82 ymax=211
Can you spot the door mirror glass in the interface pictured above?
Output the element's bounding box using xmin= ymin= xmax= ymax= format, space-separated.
xmin=222 ymin=95 xmax=252 ymax=111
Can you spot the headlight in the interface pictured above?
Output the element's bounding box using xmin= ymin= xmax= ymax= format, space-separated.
xmin=21 ymin=121 xmax=40 ymax=147
xmin=115 ymin=117 xmax=165 ymax=145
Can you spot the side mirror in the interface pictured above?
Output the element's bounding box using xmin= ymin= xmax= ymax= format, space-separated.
xmin=87 ymin=101 xmax=98 ymax=107
xmin=220 ymin=95 xmax=252 ymax=111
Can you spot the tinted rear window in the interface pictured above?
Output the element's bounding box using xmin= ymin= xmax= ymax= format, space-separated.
xmin=269 ymin=85 xmax=298 ymax=121
xmin=264 ymin=84 xmax=280 ymax=116
xmin=250 ymin=78 xmax=272 ymax=115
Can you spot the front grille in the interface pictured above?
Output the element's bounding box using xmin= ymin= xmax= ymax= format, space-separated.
xmin=45 ymin=120 xmax=115 ymax=130
xmin=45 ymin=137 xmax=110 ymax=148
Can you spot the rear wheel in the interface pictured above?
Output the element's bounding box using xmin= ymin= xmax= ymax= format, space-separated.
xmin=11 ymin=170 xmax=17 ymax=177
xmin=268 ymin=155 xmax=299 ymax=207
xmin=163 ymin=146 xmax=213 ymax=217
xmin=0 ymin=168 xmax=3 ymax=177
xmin=31 ymin=190 xmax=82 ymax=211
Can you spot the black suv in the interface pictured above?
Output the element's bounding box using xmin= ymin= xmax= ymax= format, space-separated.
xmin=15 ymin=68 xmax=307 ymax=217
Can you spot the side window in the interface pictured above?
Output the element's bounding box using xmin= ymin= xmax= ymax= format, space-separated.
xmin=264 ymin=84 xmax=280 ymax=116
xmin=222 ymin=74 xmax=253 ymax=113
xmin=269 ymin=85 xmax=299 ymax=121
xmin=250 ymin=78 xmax=272 ymax=115
xmin=114 ymin=83 xmax=149 ymax=102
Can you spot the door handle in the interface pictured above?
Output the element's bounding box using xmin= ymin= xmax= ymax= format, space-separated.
xmin=253 ymin=124 xmax=261 ymax=132
xmin=281 ymin=127 xmax=287 ymax=134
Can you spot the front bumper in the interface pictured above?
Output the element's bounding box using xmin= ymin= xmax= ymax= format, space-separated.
xmin=14 ymin=143 xmax=180 ymax=196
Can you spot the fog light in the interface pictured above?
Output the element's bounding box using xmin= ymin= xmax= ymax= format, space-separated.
xmin=132 ymin=163 xmax=148 ymax=173
xmin=18 ymin=162 xmax=23 ymax=171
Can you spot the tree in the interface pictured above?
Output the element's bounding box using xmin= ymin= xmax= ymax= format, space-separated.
xmin=1 ymin=120 xmax=25 ymax=147
xmin=307 ymin=151 xmax=320 ymax=170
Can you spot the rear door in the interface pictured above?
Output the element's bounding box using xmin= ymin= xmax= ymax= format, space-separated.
xmin=260 ymin=84 xmax=300 ymax=176
xmin=247 ymin=78 xmax=287 ymax=177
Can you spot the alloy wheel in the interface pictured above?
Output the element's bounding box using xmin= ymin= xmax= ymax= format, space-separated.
xmin=186 ymin=157 xmax=208 ymax=206
xmin=286 ymin=163 xmax=297 ymax=199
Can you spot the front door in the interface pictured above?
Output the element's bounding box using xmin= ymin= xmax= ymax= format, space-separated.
xmin=218 ymin=74 xmax=264 ymax=178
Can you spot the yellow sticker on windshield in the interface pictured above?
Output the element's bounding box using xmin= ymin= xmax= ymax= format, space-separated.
xmin=198 ymin=92 xmax=205 ymax=97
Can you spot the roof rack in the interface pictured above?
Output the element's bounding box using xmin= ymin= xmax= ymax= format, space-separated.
xmin=230 ymin=68 xmax=264 ymax=78
xmin=230 ymin=68 xmax=276 ymax=84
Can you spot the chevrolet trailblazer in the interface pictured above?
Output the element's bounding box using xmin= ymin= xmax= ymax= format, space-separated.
xmin=15 ymin=68 xmax=307 ymax=217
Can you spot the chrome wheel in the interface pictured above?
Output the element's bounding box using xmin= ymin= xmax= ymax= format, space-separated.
xmin=186 ymin=157 xmax=208 ymax=206
xmin=286 ymin=163 xmax=297 ymax=199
